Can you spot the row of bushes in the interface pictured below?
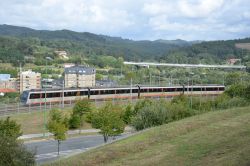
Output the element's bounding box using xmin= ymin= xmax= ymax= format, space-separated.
xmin=127 ymin=83 xmax=250 ymax=130
xmin=67 ymin=83 xmax=250 ymax=133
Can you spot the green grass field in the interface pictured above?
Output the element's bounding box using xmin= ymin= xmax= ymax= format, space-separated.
xmin=45 ymin=106 xmax=250 ymax=166
xmin=0 ymin=109 xmax=92 ymax=134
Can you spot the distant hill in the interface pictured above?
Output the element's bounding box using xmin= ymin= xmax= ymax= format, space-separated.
xmin=159 ymin=37 xmax=250 ymax=65
xmin=0 ymin=24 xmax=250 ymax=67
xmin=0 ymin=24 xmax=192 ymax=61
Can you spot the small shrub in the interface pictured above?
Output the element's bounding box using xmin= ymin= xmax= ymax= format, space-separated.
xmin=225 ymin=83 xmax=247 ymax=98
xmin=122 ymin=104 xmax=134 ymax=124
xmin=171 ymin=94 xmax=189 ymax=107
xmin=131 ymin=106 xmax=157 ymax=130
xmin=217 ymin=97 xmax=249 ymax=109
xmin=245 ymin=85 xmax=250 ymax=100
xmin=168 ymin=103 xmax=194 ymax=120
xmin=69 ymin=115 xmax=81 ymax=129
xmin=133 ymin=99 xmax=153 ymax=115
xmin=131 ymin=101 xmax=170 ymax=131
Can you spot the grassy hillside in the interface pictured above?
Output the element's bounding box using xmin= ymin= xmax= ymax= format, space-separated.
xmin=45 ymin=106 xmax=250 ymax=166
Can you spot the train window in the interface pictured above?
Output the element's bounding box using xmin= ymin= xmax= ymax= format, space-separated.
xmin=177 ymin=88 xmax=183 ymax=92
xmin=140 ymin=88 xmax=148 ymax=93
xmin=101 ymin=90 xmax=115 ymax=94
xmin=46 ymin=92 xmax=61 ymax=98
xmin=117 ymin=89 xmax=130 ymax=94
xmin=125 ymin=89 xmax=130 ymax=93
xmin=64 ymin=91 xmax=77 ymax=97
xmin=193 ymin=88 xmax=201 ymax=91
xmin=132 ymin=89 xmax=138 ymax=93
xmin=30 ymin=93 xmax=41 ymax=99
xmin=109 ymin=90 xmax=115 ymax=94
xmin=116 ymin=89 xmax=124 ymax=94
xmin=46 ymin=93 xmax=53 ymax=98
xmin=100 ymin=90 xmax=108 ymax=94
xmin=64 ymin=92 xmax=70 ymax=97
xmin=80 ymin=91 xmax=88 ymax=96
xmin=163 ymin=88 xmax=173 ymax=92
xmin=206 ymin=87 xmax=215 ymax=91
xmin=163 ymin=88 xmax=168 ymax=92
xmin=116 ymin=90 xmax=124 ymax=94
xmin=219 ymin=87 xmax=225 ymax=91
xmin=90 ymin=90 xmax=99 ymax=95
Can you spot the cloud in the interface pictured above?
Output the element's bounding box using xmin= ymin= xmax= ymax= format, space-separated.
xmin=0 ymin=0 xmax=250 ymax=40
xmin=178 ymin=0 xmax=225 ymax=18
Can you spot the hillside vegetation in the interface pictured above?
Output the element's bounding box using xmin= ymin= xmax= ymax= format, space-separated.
xmin=1 ymin=24 xmax=250 ymax=66
xmin=45 ymin=106 xmax=250 ymax=166
xmin=0 ymin=24 xmax=184 ymax=63
xmin=0 ymin=24 xmax=249 ymax=87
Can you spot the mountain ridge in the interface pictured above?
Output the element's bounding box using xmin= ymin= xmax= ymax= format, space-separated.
xmin=0 ymin=24 xmax=194 ymax=45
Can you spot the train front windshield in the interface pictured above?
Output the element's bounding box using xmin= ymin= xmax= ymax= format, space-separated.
xmin=20 ymin=91 xmax=29 ymax=104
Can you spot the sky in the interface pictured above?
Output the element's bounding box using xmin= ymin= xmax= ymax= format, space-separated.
xmin=0 ymin=0 xmax=250 ymax=41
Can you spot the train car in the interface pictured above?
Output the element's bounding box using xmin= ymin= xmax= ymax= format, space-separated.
xmin=20 ymin=85 xmax=225 ymax=105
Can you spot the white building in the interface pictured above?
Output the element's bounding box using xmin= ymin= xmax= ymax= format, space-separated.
xmin=18 ymin=70 xmax=41 ymax=93
xmin=54 ymin=51 xmax=69 ymax=60
xmin=64 ymin=66 xmax=95 ymax=88
xmin=0 ymin=74 xmax=18 ymax=92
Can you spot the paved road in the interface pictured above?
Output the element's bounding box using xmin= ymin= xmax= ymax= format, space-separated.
xmin=25 ymin=133 xmax=130 ymax=164
xmin=19 ymin=129 xmax=100 ymax=139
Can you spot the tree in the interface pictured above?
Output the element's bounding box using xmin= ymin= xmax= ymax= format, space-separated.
xmin=47 ymin=109 xmax=68 ymax=155
xmin=0 ymin=117 xmax=35 ymax=166
xmin=122 ymin=104 xmax=133 ymax=124
xmin=225 ymin=83 xmax=247 ymax=98
xmin=133 ymin=99 xmax=153 ymax=115
xmin=125 ymin=72 xmax=136 ymax=85
xmin=245 ymin=85 xmax=250 ymax=100
xmin=225 ymin=72 xmax=241 ymax=85
xmin=91 ymin=102 xmax=125 ymax=143
xmin=131 ymin=100 xmax=169 ymax=131
xmin=0 ymin=117 xmax=22 ymax=139
xmin=69 ymin=99 xmax=92 ymax=132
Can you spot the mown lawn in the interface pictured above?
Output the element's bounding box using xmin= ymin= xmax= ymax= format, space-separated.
xmin=45 ymin=106 xmax=250 ymax=166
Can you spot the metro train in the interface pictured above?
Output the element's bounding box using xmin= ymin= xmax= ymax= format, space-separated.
xmin=20 ymin=85 xmax=225 ymax=105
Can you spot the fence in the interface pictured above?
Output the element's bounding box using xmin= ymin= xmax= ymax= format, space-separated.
xmin=0 ymin=97 xmax=142 ymax=116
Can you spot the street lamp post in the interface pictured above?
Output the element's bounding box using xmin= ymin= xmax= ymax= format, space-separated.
xmin=189 ymin=72 xmax=194 ymax=109
xmin=62 ymin=80 xmax=64 ymax=108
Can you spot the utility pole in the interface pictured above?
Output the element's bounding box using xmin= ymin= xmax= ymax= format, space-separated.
xmin=43 ymin=57 xmax=53 ymax=138
xmin=158 ymin=74 xmax=160 ymax=86
xmin=43 ymin=58 xmax=47 ymax=138
xmin=130 ymin=78 xmax=133 ymax=102
xmin=62 ymin=79 xmax=64 ymax=108
xmin=149 ymin=72 xmax=152 ymax=86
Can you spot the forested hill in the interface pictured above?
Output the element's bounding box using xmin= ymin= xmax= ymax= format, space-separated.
xmin=159 ymin=38 xmax=250 ymax=66
xmin=0 ymin=24 xmax=250 ymax=68
xmin=0 ymin=24 xmax=190 ymax=61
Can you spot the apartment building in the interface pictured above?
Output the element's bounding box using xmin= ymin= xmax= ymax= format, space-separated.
xmin=64 ymin=66 xmax=95 ymax=88
xmin=18 ymin=70 xmax=41 ymax=93
xmin=0 ymin=74 xmax=18 ymax=93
